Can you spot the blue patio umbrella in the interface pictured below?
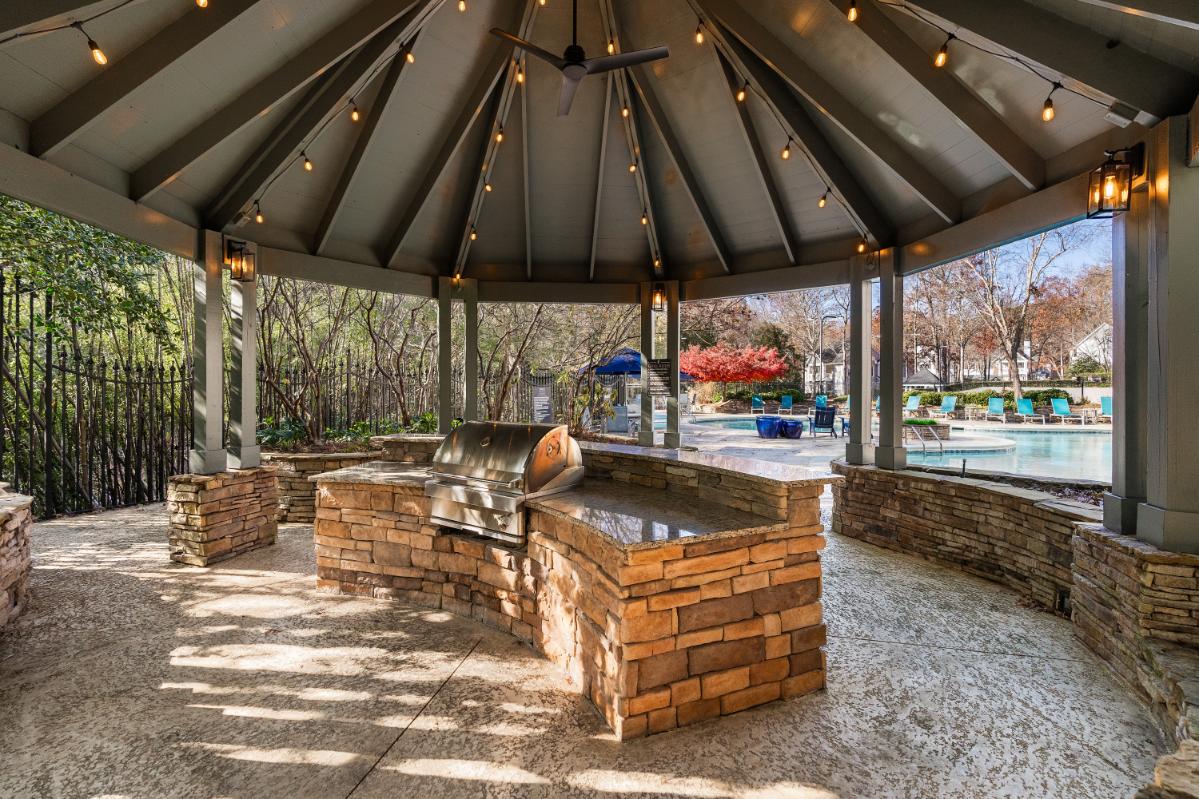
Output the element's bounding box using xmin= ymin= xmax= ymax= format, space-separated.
xmin=589 ymin=348 xmax=694 ymax=380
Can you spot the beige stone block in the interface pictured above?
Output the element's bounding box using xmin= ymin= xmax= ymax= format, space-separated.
xmin=732 ymin=571 xmax=770 ymax=593
xmin=771 ymin=562 xmax=822 ymax=585
xmin=765 ymin=634 xmax=791 ymax=660
xmin=671 ymin=676 xmax=701 ymax=706
xmin=627 ymin=686 xmax=671 ymax=715
xmin=781 ymin=670 xmax=825 ymax=698
xmin=647 ymin=587 xmax=701 ymax=611
xmin=619 ymin=561 xmax=664 ymax=585
xmin=676 ymin=697 xmax=721 ymax=727
xmin=621 ymin=610 xmax=673 ymax=643
xmin=699 ymin=579 xmax=733 ymax=600
xmin=700 ymin=665 xmax=750 ymax=699
xmin=675 ymin=627 xmax=723 ymax=650
xmin=723 ymin=617 xmax=765 ymax=640
xmin=721 ymin=681 xmax=781 ymax=714
xmin=663 ymin=548 xmax=750 ymax=579
xmin=647 ymin=706 xmax=677 ymax=734
xmin=671 ymin=566 xmax=743 ymax=589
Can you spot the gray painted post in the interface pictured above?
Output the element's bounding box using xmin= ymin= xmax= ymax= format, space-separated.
xmin=875 ymin=249 xmax=906 ymax=470
xmin=227 ymin=263 xmax=260 ymax=469
xmin=846 ymin=255 xmax=874 ymax=465
xmin=463 ymin=278 xmax=479 ymax=422
xmin=639 ymin=282 xmax=655 ymax=447
xmin=189 ymin=230 xmax=226 ymax=474
xmin=664 ymin=281 xmax=681 ymax=449
xmin=437 ymin=277 xmax=453 ymax=434
xmin=1137 ymin=116 xmax=1199 ymax=554
xmin=1103 ymin=179 xmax=1149 ymax=532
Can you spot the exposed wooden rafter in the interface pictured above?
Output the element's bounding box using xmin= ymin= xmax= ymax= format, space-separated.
xmin=379 ymin=39 xmax=514 ymax=268
xmin=906 ymin=0 xmax=1199 ymax=124
xmin=826 ymin=0 xmax=1045 ymax=191
xmin=694 ymin=0 xmax=961 ymax=226
xmin=312 ymin=44 xmax=415 ymax=254
xmin=588 ymin=74 xmax=614 ymax=281
xmin=715 ymin=28 xmax=895 ymax=246
xmin=714 ymin=48 xmax=800 ymax=265
xmin=206 ymin=20 xmax=428 ymax=232
xmin=453 ymin=0 xmax=540 ymax=278
xmin=130 ymin=0 xmax=443 ymax=203
xmin=1076 ymin=0 xmax=1199 ymax=31
xmin=521 ymin=63 xmax=533 ymax=281
xmin=30 ymin=0 xmax=262 ymax=159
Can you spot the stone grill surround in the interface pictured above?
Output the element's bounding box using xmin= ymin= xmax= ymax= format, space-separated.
xmin=168 ymin=467 xmax=278 ymax=566
xmin=0 ymin=490 xmax=33 ymax=628
xmin=263 ymin=451 xmax=382 ymax=522
xmin=313 ymin=454 xmax=834 ymax=739
xmin=369 ymin=434 xmax=442 ymax=465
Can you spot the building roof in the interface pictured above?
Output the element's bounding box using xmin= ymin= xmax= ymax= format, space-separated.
xmin=0 ymin=0 xmax=1195 ymax=299
xmin=904 ymin=367 xmax=942 ymax=387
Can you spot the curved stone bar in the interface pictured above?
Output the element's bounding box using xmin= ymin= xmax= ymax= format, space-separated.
xmin=313 ymin=445 xmax=838 ymax=739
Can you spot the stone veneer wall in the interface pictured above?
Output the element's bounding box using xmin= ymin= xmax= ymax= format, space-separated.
xmin=263 ymin=451 xmax=382 ymax=522
xmin=314 ymin=478 xmax=828 ymax=739
xmin=168 ymin=467 xmax=278 ymax=566
xmin=0 ymin=490 xmax=34 ymax=628
xmin=831 ymin=461 xmax=1099 ymax=613
xmin=369 ymin=434 xmax=443 ymax=465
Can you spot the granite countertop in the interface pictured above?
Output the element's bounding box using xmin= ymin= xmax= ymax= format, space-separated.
xmin=311 ymin=462 xmax=430 ymax=486
xmin=528 ymin=482 xmax=788 ymax=550
xmin=580 ymin=440 xmax=836 ymax=487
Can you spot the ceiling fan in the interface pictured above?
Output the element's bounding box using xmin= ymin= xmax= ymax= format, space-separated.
xmin=490 ymin=0 xmax=669 ymax=116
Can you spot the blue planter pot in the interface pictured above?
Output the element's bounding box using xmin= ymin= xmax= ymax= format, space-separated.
xmin=756 ymin=415 xmax=782 ymax=438
xmin=780 ymin=419 xmax=804 ymax=439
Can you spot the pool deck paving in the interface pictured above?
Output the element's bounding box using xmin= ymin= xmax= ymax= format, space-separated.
xmin=0 ymin=492 xmax=1162 ymax=798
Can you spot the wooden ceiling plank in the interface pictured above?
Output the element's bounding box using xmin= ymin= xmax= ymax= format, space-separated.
xmin=589 ymin=74 xmax=614 ymax=281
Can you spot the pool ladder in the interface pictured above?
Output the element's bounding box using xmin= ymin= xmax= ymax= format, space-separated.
xmin=906 ymin=424 xmax=945 ymax=455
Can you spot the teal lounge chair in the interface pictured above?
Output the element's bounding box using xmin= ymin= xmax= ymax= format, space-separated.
xmin=751 ymin=395 xmax=765 ymax=414
xmin=985 ymin=396 xmax=1006 ymax=422
xmin=903 ymin=394 xmax=921 ymax=417
xmin=779 ymin=395 xmax=794 ymax=415
xmin=1098 ymin=396 xmax=1113 ymax=423
xmin=1051 ymin=397 xmax=1085 ymax=424
xmin=1014 ymin=397 xmax=1046 ymax=424
xmin=929 ymin=395 xmax=958 ymax=419
xmin=814 ymin=394 xmax=828 ymax=409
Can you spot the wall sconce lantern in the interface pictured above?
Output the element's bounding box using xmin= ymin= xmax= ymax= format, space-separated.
xmin=223 ymin=237 xmax=256 ymax=282
xmin=1087 ymin=143 xmax=1144 ymax=219
xmin=650 ymin=283 xmax=667 ymax=313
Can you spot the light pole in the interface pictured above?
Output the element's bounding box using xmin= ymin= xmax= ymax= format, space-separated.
xmin=818 ymin=313 xmax=837 ymax=395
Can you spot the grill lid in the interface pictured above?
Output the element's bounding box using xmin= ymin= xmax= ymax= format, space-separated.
xmin=431 ymin=421 xmax=574 ymax=492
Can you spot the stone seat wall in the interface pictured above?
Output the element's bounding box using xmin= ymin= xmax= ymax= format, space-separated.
xmin=0 ymin=490 xmax=34 ymax=628
xmin=263 ymin=451 xmax=382 ymax=522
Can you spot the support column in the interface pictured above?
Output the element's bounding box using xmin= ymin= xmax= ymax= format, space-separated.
xmin=189 ymin=230 xmax=226 ymax=475
xmin=1137 ymin=115 xmax=1199 ymax=554
xmin=1103 ymin=176 xmax=1149 ymax=532
xmin=664 ymin=281 xmax=681 ymax=449
xmin=463 ymin=278 xmax=479 ymax=422
xmin=227 ymin=254 xmax=260 ymax=469
xmin=845 ymin=255 xmax=874 ymax=465
xmin=876 ymin=248 xmax=906 ymax=470
xmin=437 ymin=277 xmax=453 ymax=434
xmin=639 ymin=282 xmax=654 ymax=448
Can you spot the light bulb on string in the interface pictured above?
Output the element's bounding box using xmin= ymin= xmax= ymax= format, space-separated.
xmin=458 ymin=0 xmax=466 ymax=11
xmin=621 ymin=105 xmax=629 ymax=118
xmin=608 ymin=39 xmax=615 ymax=55
xmin=470 ymin=227 xmax=478 ymax=241
xmin=847 ymin=0 xmax=859 ymax=22
xmin=196 ymin=0 xmax=208 ymax=7
xmin=302 ymin=151 xmax=313 ymax=171
xmin=349 ymin=101 xmax=360 ymax=122
xmin=405 ymin=48 xmax=415 ymax=64
xmin=628 ymin=162 xmax=637 ymax=173
xmin=495 ymin=126 xmax=504 ymax=143
xmin=695 ymin=22 xmax=704 ymax=45
xmin=72 ymin=23 xmax=107 ymax=65
xmin=817 ymin=191 xmax=828 ymax=209
xmin=515 ymin=61 xmax=524 ymax=83
xmin=856 ymin=238 xmax=867 ymax=254
xmin=484 ymin=182 xmax=493 ymax=192
xmin=781 ymin=138 xmax=792 ymax=160
xmin=1042 ymin=82 xmax=1060 ymax=122
xmin=641 ymin=210 xmax=648 ymax=226
xmin=254 ymin=202 xmax=264 ymax=225
xmin=736 ymin=82 xmax=748 ymax=103
xmin=934 ymin=34 xmax=953 ymax=68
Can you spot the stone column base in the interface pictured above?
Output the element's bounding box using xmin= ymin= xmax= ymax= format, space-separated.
xmin=0 ymin=491 xmax=34 ymax=628
xmin=168 ymin=467 xmax=278 ymax=566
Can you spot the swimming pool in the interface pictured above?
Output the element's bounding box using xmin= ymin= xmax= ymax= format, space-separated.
xmin=907 ymin=428 xmax=1111 ymax=482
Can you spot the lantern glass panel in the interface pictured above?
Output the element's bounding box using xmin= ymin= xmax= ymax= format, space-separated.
xmin=1087 ymin=158 xmax=1131 ymax=218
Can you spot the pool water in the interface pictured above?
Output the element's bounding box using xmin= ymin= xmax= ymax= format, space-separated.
xmin=907 ymin=429 xmax=1111 ymax=482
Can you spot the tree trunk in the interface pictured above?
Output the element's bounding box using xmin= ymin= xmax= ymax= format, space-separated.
xmin=1007 ymin=356 xmax=1023 ymax=399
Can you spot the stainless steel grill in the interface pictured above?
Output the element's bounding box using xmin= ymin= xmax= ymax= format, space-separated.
xmin=424 ymin=421 xmax=583 ymax=546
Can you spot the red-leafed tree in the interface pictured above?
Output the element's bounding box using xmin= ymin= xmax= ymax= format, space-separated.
xmin=680 ymin=343 xmax=787 ymax=383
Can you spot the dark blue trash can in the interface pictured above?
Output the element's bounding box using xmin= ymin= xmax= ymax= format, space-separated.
xmin=755 ymin=415 xmax=782 ymax=438
xmin=780 ymin=418 xmax=803 ymax=439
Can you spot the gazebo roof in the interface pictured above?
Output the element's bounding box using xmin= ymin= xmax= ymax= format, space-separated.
xmin=0 ymin=0 xmax=1195 ymax=300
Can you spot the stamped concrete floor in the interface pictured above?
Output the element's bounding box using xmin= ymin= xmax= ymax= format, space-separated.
xmin=0 ymin=498 xmax=1162 ymax=798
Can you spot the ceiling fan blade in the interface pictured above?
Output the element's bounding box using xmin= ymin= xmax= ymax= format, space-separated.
xmin=489 ymin=28 xmax=565 ymax=69
xmin=583 ymin=46 xmax=669 ymax=75
xmin=558 ymin=73 xmax=582 ymax=116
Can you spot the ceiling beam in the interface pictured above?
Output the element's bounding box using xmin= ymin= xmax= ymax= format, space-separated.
xmin=521 ymin=64 xmax=533 ymax=281
xmin=205 ymin=12 xmax=431 ymax=232
xmin=30 ymin=0 xmax=262 ymax=159
xmin=1075 ymin=0 xmax=1199 ymax=32
xmin=906 ymin=0 xmax=1199 ymax=123
xmin=312 ymin=45 xmax=415 ymax=255
xmin=717 ymin=29 xmax=895 ymax=246
xmin=826 ymin=0 xmax=1045 ymax=191
xmin=380 ymin=41 xmax=513 ymax=268
xmin=695 ymin=0 xmax=960 ymax=225
xmin=714 ymin=49 xmax=800 ymax=265
xmin=130 ymin=0 xmax=440 ymax=202
xmin=589 ymin=74 xmax=614 ymax=281
xmin=626 ymin=65 xmax=734 ymax=275
xmin=453 ymin=0 xmax=539 ymax=278
xmin=598 ymin=0 xmax=662 ymax=281
xmin=0 ymin=1 xmax=119 ymax=39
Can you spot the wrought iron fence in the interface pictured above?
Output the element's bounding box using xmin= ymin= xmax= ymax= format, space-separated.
xmin=0 ymin=274 xmax=192 ymax=517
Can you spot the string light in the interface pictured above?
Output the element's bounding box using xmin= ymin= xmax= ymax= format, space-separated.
xmin=608 ymin=39 xmax=615 ymax=55
xmin=70 ymin=22 xmax=107 ymax=65
xmin=253 ymin=202 xmax=264 ymax=224
xmin=515 ymin=61 xmax=524 ymax=83
xmin=818 ymin=191 xmax=828 ymax=209
xmin=641 ymin=210 xmax=648 ymax=226
xmin=539 ymin=0 xmax=546 ymax=5
xmin=484 ymin=182 xmax=493 ymax=192
xmin=695 ymin=21 xmax=705 ymax=45
xmin=780 ymin=138 xmax=792 ymax=160
xmin=847 ymin=0 xmax=859 ymax=23
xmin=196 ymin=0 xmax=208 ymax=7
xmin=628 ymin=162 xmax=637 ymax=173
xmin=934 ymin=34 xmax=953 ymax=68
xmin=621 ymin=105 xmax=629 ymax=118
xmin=349 ymin=100 xmax=360 ymax=122
xmin=495 ymin=126 xmax=504 ymax=143
xmin=736 ymin=81 xmax=748 ymax=103
xmin=470 ymin=226 xmax=478 ymax=241
xmin=654 ymin=257 xmax=661 ymax=268
xmin=1042 ymin=82 xmax=1060 ymax=122
xmin=405 ymin=48 xmax=415 ymax=64
xmin=301 ymin=151 xmax=313 ymax=171
xmin=458 ymin=0 xmax=466 ymax=11
xmin=856 ymin=238 xmax=867 ymax=253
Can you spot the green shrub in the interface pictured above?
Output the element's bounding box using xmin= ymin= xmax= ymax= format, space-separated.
xmin=724 ymin=388 xmax=807 ymax=403
xmin=904 ymin=418 xmax=937 ymax=426
xmin=1023 ymin=388 xmax=1072 ymax=406
xmin=258 ymin=416 xmax=307 ymax=447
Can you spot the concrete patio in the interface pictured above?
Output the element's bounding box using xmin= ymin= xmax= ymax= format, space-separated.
xmin=0 ymin=499 xmax=1162 ymax=798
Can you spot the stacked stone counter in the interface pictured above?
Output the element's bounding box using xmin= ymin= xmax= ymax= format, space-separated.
xmin=369 ymin=433 xmax=443 ymax=465
xmin=313 ymin=444 xmax=837 ymax=739
xmin=168 ymin=467 xmax=278 ymax=566
xmin=0 ymin=489 xmax=34 ymax=628
xmin=263 ymin=450 xmax=382 ymax=522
